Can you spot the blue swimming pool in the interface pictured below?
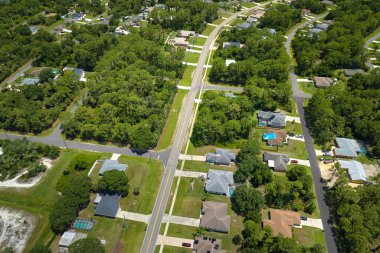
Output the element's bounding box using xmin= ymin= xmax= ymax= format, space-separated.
xmin=229 ymin=187 xmax=235 ymax=197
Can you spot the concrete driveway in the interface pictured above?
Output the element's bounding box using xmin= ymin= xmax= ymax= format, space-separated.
xmin=175 ymin=170 xmax=207 ymax=178
xmin=179 ymin=154 xmax=206 ymax=161
xmin=286 ymin=116 xmax=301 ymax=123
xmin=289 ymin=158 xmax=310 ymax=167
xmin=116 ymin=210 xmax=150 ymax=223
xmin=301 ymin=218 xmax=324 ymax=230
xmin=162 ymin=215 xmax=200 ymax=227
xmin=156 ymin=235 xmax=193 ymax=247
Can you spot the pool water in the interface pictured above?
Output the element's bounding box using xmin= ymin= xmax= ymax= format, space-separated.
xmin=228 ymin=187 xmax=235 ymax=197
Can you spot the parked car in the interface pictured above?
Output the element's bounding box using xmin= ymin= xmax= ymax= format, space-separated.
xmin=288 ymin=132 xmax=295 ymax=137
xmin=323 ymin=152 xmax=332 ymax=156
xmin=300 ymin=216 xmax=308 ymax=221
xmin=182 ymin=242 xmax=191 ymax=247
xmin=319 ymin=157 xmax=324 ymax=161
xmin=290 ymin=160 xmax=298 ymax=164
xmin=324 ymin=159 xmax=334 ymax=164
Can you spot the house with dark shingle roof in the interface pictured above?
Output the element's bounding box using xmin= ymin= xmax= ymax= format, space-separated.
xmin=263 ymin=152 xmax=289 ymax=172
xmin=200 ymin=201 xmax=231 ymax=233
xmin=343 ymin=69 xmax=363 ymax=77
xmin=206 ymin=149 xmax=236 ymax=166
xmin=257 ymin=111 xmax=286 ymax=128
xmin=99 ymin=159 xmax=128 ymax=175
xmin=94 ymin=194 xmax=121 ymax=218
xmin=205 ymin=169 xmax=234 ymax=196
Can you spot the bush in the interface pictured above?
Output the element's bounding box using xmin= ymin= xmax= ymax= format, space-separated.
xmin=69 ymin=238 xmax=105 ymax=253
xmin=23 ymin=164 xmax=47 ymax=179
xmin=74 ymin=159 xmax=91 ymax=171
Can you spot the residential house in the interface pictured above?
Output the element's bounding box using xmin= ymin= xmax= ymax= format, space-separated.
xmin=246 ymin=17 xmax=258 ymax=24
xmin=223 ymin=42 xmax=244 ymax=49
xmin=59 ymin=231 xmax=87 ymax=253
xmin=169 ymin=37 xmax=189 ymax=47
xmin=236 ymin=22 xmax=251 ymax=29
xmin=262 ymin=209 xmax=301 ymax=238
xmin=343 ymin=69 xmax=363 ymax=77
xmin=179 ymin=30 xmax=195 ymax=38
xmin=52 ymin=25 xmax=69 ymax=34
xmin=224 ymin=92 xmax=237 ymax=98
xmin=268 ymin=28 xmax=277 ymax=35
xmin=200 ymin=201 xmax=231 ymax=233
xmin=263 ymin=152 xmax=290 ymax=172
xmin=321 ymin=0 xmax=334 ymax=5
xmin=63 ymin=67 xmax=86 ymax=81
xmin=29 ymin=26 xmax=39 ymax=34
xmin=250 ymin=9 xmax=265 ymax=19
xmin=206 ymin=149 xmax=236 ymax=166
xmin=262 ymin=129 xmax=287 ymax=146
xmin=314 ymin=76 xmax=333 ymax=88
xmin=19 ymin=78 xmax=40 ymax=86
xmin=315 ymin=23 xmax=330 ymax=31
xmin=333 ymin=137 xmax=361 ymax=158
xmin=72 ymin=12 xmax=85 ymax=20
xmin=310 ymin=28 xmax=323 ymax=35
xmin=338 ymin=160 xmax=368 ymax=184
xmin=225 ymin=59 xmax=236 ymax=66
xmin=301 ymin=9 xmax=311 ymax=18
xmin=257 ymin=110 xmax=286 ymax=128
xmin=94 ymin=194 xmax=121 ymax=218
xmin=205 ymin=169 xmax=234 ymax=196
xmin=193 ymin=236 xmax=226 ymax=253
xmin=98 ymin=159 xmax=128 ymax=175
xmin=115 ymin=26 xmax=129 ymax=35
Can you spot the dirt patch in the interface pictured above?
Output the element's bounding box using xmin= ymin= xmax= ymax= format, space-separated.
xmin=363 ymin=163 xmax=380 ymax=179
xmin=0 ymin=207 xmax=36 ymax=253
xmin=319 ymin=161 xmax=338 ymax=187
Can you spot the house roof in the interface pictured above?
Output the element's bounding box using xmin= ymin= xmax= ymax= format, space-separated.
xmin=19 ymin=78 xmax=40 ymax=86
xmin=225 ymin=59 xmax=236 ymax=66
xmin=314 ymin=77 xmax=333 ymax=87
xmin=343 ymin=69 xmax=363 ymax=77
xmin=315 ymin=23 xmax=330 ymax=31
xmin=29 ymin=26 xmax=39 ymax=34
xmin=334 ymin=137 xmax=360 ymax=158
xmin=262 ymin=209 xmax=300 ymax=238
xmin=223 ymin=42 xmax=244 ymax=49
xmin=205 ymin=169 xmax=234 ymax=195
xmin=193 ymin=236 xmax=226 ymax=253
xmin=265 ymin=129 xmax=287 ymax=146
xmin=72 ymin=12 xmax=84 ymax=20
xmin=257 ymin=111 xmax=286 ymax=128
xmin=268 ymin=28 xmax=276 ymax=35
xmin=263 ymin=152 xmax=289 ymax=172
xmin=206 ymin=149 xmax=236 ymax=165
xmin=63 ymin=67 xmax=85 ymax=81
xmin=236 ymin=22 xmax=251 ymax=29
xmin=99 ymin=159 xmax=128 ymax=175
xmin=94 ymin=194 xmax=121 ymax=218
xmin=200 ymin=201 xmax=231 ymax=233
xmin=179 ymin=30 xmax=195 ymax=37
xmin=310 ymin=28 xmax=323 ymax=34
xmin=224 ymin=92 xmax=237 ymax=98
xmin=338 ymin=160 xmax=367 ymax=182
xmin=59 ymin=231 xmax=87 ymax=247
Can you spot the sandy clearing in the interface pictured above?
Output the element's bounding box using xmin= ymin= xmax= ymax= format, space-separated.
xmin=0 ymin=207 xmax=36 ymax=253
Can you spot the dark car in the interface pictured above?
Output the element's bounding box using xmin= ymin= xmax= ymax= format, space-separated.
xmin=182 ymin=242 xmax=191 ymax=247
xmin=300 ymin=216 xmax=308 ymax=221
xmin=288 ymin=132 xmax=295 ymax=137
xmin=290 ymin=160 xmax=298 ymax=164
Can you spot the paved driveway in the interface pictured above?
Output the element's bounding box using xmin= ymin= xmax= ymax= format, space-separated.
xmin=179 ymin=154 xmax=206 ymax=161
xmin=162 ymin=215 xmax=200 ymax=227
xmin=116 ymin=210 xmax=150 ymax=223
xmin=301 ymin=218 xmax=324 ymax=230
xmin=156 ymin=235 xmax=193 ymax=247
xmin=175 ymin=170 xmax=207 ymax=178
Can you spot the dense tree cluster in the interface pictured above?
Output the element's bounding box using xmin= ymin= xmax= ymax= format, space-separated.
xmin=97 ymin=170 xmax=129 ymax=197
xmin=290 ymin=0 xmax=326 ymax=14
xmin=149 ymin=0 xmax=219 ymax=32
xmin=305 ymin=71 xmax=380 ymax=156
xmin=265 ymin=166 xmax=315 ymax=214
xmin=326 ymin=176 xmax=380 ymax=252
xmin=0 ymin=72 xmax=82 ymax=133
xmin=258 ymin=4 xmax=301 ymax=32
xmin=231 ymin=185 xmax=265 ymax=222
xmin=292 ymin=0 xmax=380 ymax=76
xmin=108 ymin=0 xmax=149 ymax=16
xmin=0 ymin=138 xmax=59 ymax=180
xmin=191 ymin=92 xmax=256 ymax=147
xmin=69 ymin=238 xmax=105 ymax=253
xmin=62 ymin=28 xmax=181 ymax=150
xmin=234 ymin=136 xmax=272 ymax=187
xmin=50 ymin=174 xmax=91 ymax=234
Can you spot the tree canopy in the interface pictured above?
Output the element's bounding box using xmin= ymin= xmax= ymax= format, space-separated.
xmin=69 ymin=238 xmax=105 ymax=253
xmin=98 ymin=170 xmax=129 ymax=197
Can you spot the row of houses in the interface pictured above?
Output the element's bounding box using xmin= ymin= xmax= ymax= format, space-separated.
xmin=312 ymin=69 xmax=364 ymax=88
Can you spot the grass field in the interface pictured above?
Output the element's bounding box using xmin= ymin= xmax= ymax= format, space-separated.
xmin=293 ymin=226 xmax=326 ymax=250
xmin=172 ymin=177 xmax=204 ymax=218
xmin=201 ymin=25 xmax=215 ymax=36
xmin=241 ymin=2 xmax=256 ymax=8
xmin=188 ymin=36 xmax=207 ymax=46
xmin=119 ymin=155 xmax=164 ymax=214
xmin=156 ymin=90 xmax=188 ymax=150
xmin=184 ymin=51 xmax=200 ymax=63
xmin=213 ymin=18 xmax=225 ymax=25
xmin=183 ymin=160 xmax=237 ymax=173
xmin=299 ymin=82 xmax=318 ymax=95
xmin=179 ymin=66 xmax=196 ymax=86
xmin=285 ymin=122 xmax=303 ymax=135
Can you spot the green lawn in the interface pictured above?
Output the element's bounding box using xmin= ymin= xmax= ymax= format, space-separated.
xmin=230 ymin=19 xmax=244 ymax=27
xmin=201 ymin=25 xmax=215 ymax=36
xmin=172 ymin=177 xmax=204 ymax=218
xmin=285 ymin=122 xmax=303 ymax=135
xmin=165 ymin=177 xmax=179 ymax=214
xmin=293 ymin=226 xmax=326 ymax=250
xmin=119 ymin=155 xmax=164 ymax=214
xmin=0 ymin=149 xmax=96 ymax=251
xmin=183 ymin=51 xmax=200 ymax=63
xmin=179 ymin=66 xmax=196 ymax=86
xmin=186 ymin=142 xmax=240 ymax=156
xmin=221 ymin=13 xmax=231 ymax=18
xmin=183 ymin=160 xmax=237 ymax=173
xmin=299 ymin=82 xmax=318 ymax=95
xmin=213 ymin=18 xmax=225 ymax=25
xmin=241 ymin=2 xmax=256 ymax=8
xmin=156 ymin=90 xmax=188 ymax=150
xmin=188 ymin=36 xmax=207 ymax=46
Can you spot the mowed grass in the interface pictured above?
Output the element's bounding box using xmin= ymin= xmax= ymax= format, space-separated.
xmin=186 ymin=143 xmax=240 ymax=156
xmin=293 ymin=226 xmax=326 ymax=250
xmin=285 ymin=122 xmax=303 ymax=135
xmin=119 ymin=155 xmax=164 ymax=214
xmin=179 ymin=65 xmax=196 ymax=86
xmin=241 ymin=1 xmax=256 ymax=8
xmin=172 ymin=177 xmax=204 ymax=218
xmin=156 ymin=90 xmax=188 ymax=150
xmin=299 ymin=82 xmax=318 ymax=95
xmin=183 ymin=160 xmax=237 ymax=173
xmin=213 ymin=18 xmax=225 ymax=25
xmin=188 ymin=36 xmax=207 ymax=46
xmin=184 ymin=51 xmax=200 ymax=63
xmin=202 ymin=25 xmax=215 ymax=36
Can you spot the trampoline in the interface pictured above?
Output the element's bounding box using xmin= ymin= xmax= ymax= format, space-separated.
xmin=72 ymin=218 xmax=95 ymax=231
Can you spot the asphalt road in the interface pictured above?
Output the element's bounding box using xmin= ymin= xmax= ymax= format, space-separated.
xmin=4 ymin=61 xmax=33 ymax=85
xmin=140 ymin=5 xmax=267 ymax=253
xmin=286 ymin=12 xmax=338 ymax=253
xmin=364 ymin=32 xmax=380 ymax=70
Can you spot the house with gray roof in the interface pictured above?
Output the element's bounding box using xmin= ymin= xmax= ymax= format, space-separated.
xmin=310 ymin=28 xmax=323 ymax=35
xmin=343 ymin=69 xmax=363 ymax=77
xmin=263 ymin=152 xmax=289 ymax=172
xmin=94 ymin=194 xmax=121 ymax=218
xmin=59 ymin=231 xmax=87 ymax=251
xmin=200 ymin=201 xmax=231 ymax=233
xmin=333 ymin=137 xmax=360 ymax=158
xmin=223 ymin=42 xmax=244 ymax=49
xmin=19 ymin=78 xmax=40 ymax=86
xmin=257 ymin=111 xmax=286 ymax=128
xmin=236 ymin=22 xmax=251 ymax=29
xmin=206 ymin=149 xmax=236 ymax=166
xmin=338 ymin=160 xmax=367 ymax=183
xmin=29 ymin=26 xmax=39 ymax=34
xmin=99 ymin=159 xmax=128 ymax=175
xmin=315 ymin=23 xmax=330 ymax=31
xmin=205 ymin=169 xmax=234 ymax=196
xmin=63 ymin=67 xmax=86 ymax=81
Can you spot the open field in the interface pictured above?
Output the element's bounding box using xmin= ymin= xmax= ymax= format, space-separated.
xmin=182 ymin=160 xmax=237 ymax=173
xmin=201 ymin=25 xmax=215 ymax=36
xmin=213 ymin=18 xmax=225 ymax=25
xmin=187 ymin=143 xmax=241 ymax=156
xmin=299 ymin=82 xmax=318 ymax=95
xmin=188 ymin=36 xmax=207 ymax=46
xmin=155 ymin=246 xmax=193 ymax=253
xmin=241 ymin=2 xmax=256 ymax=8
xmin=179 ymin=66 xmax=196 ymax=87
xmin=119 ymin=155 xmax=164 ymax=214
xmin=156 ymin=90 xmax=188 ymax=150
xmin=172 ymin=177 xmax=204 ymax=218
xmin=285 ymin=122 xmax=303 ymax=135
xmin=293 ymin=226 xmax=326 ymax=250
xmin=184 ymin=51 xmax=200 ymax=63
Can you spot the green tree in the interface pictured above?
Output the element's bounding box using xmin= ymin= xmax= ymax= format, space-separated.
xmin=98 ymin=170 xmax=129 ymax=197
xmin=231 ymin=185 xmax=265 ymax=217
xmin=69 ymin=238 xmax=105 ymax=253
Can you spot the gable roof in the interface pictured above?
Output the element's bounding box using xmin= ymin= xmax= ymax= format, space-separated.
xmin=257 ymin=111 xmax=286 ymax=128
xmin=206 ymin=149 xmax=236 ymax=165
xmin=236 ymin=22 xmax=251 ymax=29
xmin=343 ymin=69 xmax=363 ymax=77
xmin=314 ymin=76 xmax=333 ymax=87
xmin=334 ymin=137 xmax=360 ymax=158
xmin=223 ymin=42 xmax=244 ymax=49
xmin=99 ymin=159 xmax=128 ymax=175
xmin=263 ymin=209 xmax=300 ymax=238
xmin=263 ymin=152 xmax=289 ymax=172
xmin=94 ymin=194 xmax=121 ymax=218
xmin=20 ymin=78 xmax=40 ymax=86
xmin=193 ymin=236 xmax=226 ymax=253
xmin=200 ymin=201 xmax=231 ymax=233
xmin=59 ymin=231 xmax=87 ymax=247
xmin=63 ymin=67 xmax=85 ymax=81
xmin=338 ymin=160 xmax=367 ymax=182
xmin=205 ymin=169 xmax=234 ymax=195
